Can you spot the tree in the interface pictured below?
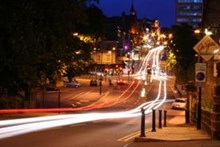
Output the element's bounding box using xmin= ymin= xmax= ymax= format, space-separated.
xmin=169 ymin=23 xmax=198 ymax=83
xmin=83 ymin=4 xmax=106 ymax=41
xmin=0 ymin=0 xmax=99 ymax=108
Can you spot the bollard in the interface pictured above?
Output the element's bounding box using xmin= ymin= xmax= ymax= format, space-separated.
xmin=164 ymin=110 xmax=167 ymax=127
xmin=140 ymin=108 xmax=146 ymax=137
xmin=185 ymin=107 xmax=190 ymax=124
xmin=159 ymin=110 xmax=162 ymax=128
xmin=185 ymin=95 xmax=190 ymax=124
xmin=152 ymin=109 xmax=156 ymax=132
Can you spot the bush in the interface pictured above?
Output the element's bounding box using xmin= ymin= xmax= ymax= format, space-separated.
xmin=0 ymin=96 xmax=23 ymax=109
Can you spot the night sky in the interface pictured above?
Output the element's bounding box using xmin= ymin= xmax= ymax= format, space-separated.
xmin=95 ymin=0 xmax=176 ymax=28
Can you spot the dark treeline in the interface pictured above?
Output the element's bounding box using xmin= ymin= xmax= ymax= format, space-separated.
xmin=0 ymin=0 xmax=102 ymax=108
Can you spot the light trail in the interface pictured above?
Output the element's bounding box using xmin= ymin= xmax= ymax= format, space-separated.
xmin=0 ymin=45 xmax=170 ymax=139
xmin=0 ymin=99 xmax=174 ymax=139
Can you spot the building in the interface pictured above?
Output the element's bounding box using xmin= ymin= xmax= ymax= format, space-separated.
xmin=91 ymin=41 xmax=118 ymax=65
xmin=176 ymin=0 xmax=203 ymax=28
xmin=202 ymin=0 xmax=220 ymax=43
xmin=187 ymin=0 xmax=220 ymax=139
xmin=91 ymin=1 xmax=158 ymax=74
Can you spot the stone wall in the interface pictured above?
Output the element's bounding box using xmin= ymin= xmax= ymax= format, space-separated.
xmin=198 ymin=95 xmax=220 ymax=140
xmin=212 ymin=95 xmax=220 ymax=139
xmin=201 ymin=110 xmax=212 ymax=136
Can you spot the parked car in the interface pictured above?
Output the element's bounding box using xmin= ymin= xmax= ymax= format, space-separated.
xmin=64 ymin=80 xmax=81 ymax=88
xmin=45 ymin=84 xmax=59 ymax=91
xmin=116 ymin=78 xmax=127 ymax=85
xmin=172 ymin=98 xmax=187 ymax=110
xmin=90 ymin=79 xmax=98 ymax=86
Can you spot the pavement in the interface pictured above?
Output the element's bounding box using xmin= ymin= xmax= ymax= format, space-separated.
xmin=132 ymin=81 xmax=214 ymax=142
xmin=134 ymin=110 xmax=212 ymax=142
xmin=135 ymin=126 xmax=211 ymax=142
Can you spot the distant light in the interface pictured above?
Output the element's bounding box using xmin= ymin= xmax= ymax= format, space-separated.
xmin=194 ymin=29 xmax=201 ymax=34
xmin=205 ymin=28 xmax=212 ymax=35
xmin=140 ymin=88 xmax=146 ymax=97
xmin=73 ymin=32 xmax=78 ymax=36
xmin=124 ymin=45 xmax=128 ymax=50
xmin=168 ymin=33 xmax=173 ymax=39
xmin=151 ymin=32 xmax=155 ymax=37
xmin=75 ymin=50 xmax=81 ymax=54
xmin=143 ymin=35 xmax=147 ymax=41
xmin=213 ymin=49 xmax=219 ymax=54
xmin=146 ymin=28 xmax=149 ymax=32
xmin=163 ymin=41 xmax=168 ymax=45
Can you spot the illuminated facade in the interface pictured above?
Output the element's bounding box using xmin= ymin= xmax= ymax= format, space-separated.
xmin=176 ymin=0 xmax=203 ymax=28
xmin=91 ymin=41 xmax=117 ymax=65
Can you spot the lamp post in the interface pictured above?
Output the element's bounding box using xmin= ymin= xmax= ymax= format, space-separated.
xmin=127 ymin=68 xmax=130 ymax=82
xmin=58 ymin=89 xmax=61 ymax=108
xmin=42 ymin=86 xmax=45 ymax=108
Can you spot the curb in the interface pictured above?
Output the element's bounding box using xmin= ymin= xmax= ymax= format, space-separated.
xmin=134 ymin=137 xmax=211 ymax=142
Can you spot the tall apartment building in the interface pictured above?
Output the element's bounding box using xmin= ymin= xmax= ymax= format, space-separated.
xmin=176 ymin=0 xmax=203 ymax=28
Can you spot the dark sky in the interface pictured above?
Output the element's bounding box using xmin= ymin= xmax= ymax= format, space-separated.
xmin=96 ymin=0 xmax=176 ymax=28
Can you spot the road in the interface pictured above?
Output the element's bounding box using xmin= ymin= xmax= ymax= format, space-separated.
xmin=0 ymin=76 xmax=182 ymax=147
xmin=0 ymin=108 xmax=185 ymax=147
xmin=38 ymin=77 xmax=152 ymax=110
xmin=0 ymin=46 xmax=186 ymax=146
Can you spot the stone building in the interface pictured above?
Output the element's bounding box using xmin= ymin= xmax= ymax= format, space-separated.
xmin=190 ymin=0 xmax=220 ymax=139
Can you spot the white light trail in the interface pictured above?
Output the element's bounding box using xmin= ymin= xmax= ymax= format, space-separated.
xmin=0 ymin=45 xmax=170 ymax=140
xmin=0 ymin=99 xmax=174 ymax=139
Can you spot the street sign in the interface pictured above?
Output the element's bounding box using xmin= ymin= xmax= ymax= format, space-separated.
xmin=193 ymin=35 xmax=220 ymax=61
xmin=195 ymin=63 xmax=206 ymax=83
xmin=214 ymin=51 xmax=220 ymax=60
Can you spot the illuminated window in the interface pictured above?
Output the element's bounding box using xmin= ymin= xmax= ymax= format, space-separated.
xmin=106 ymin=55 xmax=110 ymax=62
xmin=177 ymin=0 xmax=203 ymax=3
xmin=97 ymin=55 xmax=101 ymax=62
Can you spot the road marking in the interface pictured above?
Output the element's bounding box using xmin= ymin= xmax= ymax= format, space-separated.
xmin=117 ymin=129 xmax=151 ymax=142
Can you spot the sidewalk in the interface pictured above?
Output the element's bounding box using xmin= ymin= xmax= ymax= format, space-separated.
xmin=135 ymin=126 xmax=211 ymax=142
xmin=135 ymin=111 xmax=211 ymax=142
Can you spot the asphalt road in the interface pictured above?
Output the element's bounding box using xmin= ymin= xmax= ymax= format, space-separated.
xmin=0 ymin=110 xmax=186 ymax=147
xmin=0 ymin=76 xmax=190 ymax=147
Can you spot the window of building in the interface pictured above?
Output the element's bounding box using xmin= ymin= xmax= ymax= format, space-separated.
xmin=177 ymin=0 xmax=203 ymax=3
xmin=106 ymin=55 xmax=110 ymax=62
xmin=192 ymin=18 xmax=202 ymax=22
xmin=97 ymin=55 xmax=101 ymax=62
xmin=178 ymin=12 xmax=202 ymax=17
xmin=177 ymin=18 xmax=190 ymax=23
